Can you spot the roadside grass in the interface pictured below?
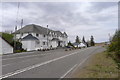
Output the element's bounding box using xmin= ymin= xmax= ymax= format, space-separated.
xmin=74 ymin=51 xmax=119 ymax=78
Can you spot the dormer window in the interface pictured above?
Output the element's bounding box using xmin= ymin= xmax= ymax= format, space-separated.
xmin=36 ymin=33 xmax=39 ymax=37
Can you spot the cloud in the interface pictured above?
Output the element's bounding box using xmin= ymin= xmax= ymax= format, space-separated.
xmin=1 ymin=2 xmax=118 ymax=43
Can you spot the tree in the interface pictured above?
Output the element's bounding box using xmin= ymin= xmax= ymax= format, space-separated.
xmin=108 ymin=30 xmax=120 ymax=53
xmin=1 ymin=32 xmax=14 ymax=44
xmin=75 ymin=36 xmax=81 ymax=43
xmin=107 ymin=30 xmax=120 ymax=69
xmin=86 ymin=40 xmax=90 ymax=47
xmin=68 ymin=41 xmax=72 ymax=46
xmin=67 ymin=41 xmax=74 ymax=47
xmin=82 ymin=36 xmax=86 ymax=43
xmin=0 ymin=32 xmax=23 ymax=52
xmin=11 ymin=40 xmax=22 ymax=50
xmin=90 ymin=35 xmax=95 ymax=46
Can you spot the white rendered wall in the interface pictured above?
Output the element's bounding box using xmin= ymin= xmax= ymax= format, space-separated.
xmin=0 ymin=37 xmax=13 ymax=54
xmin=17 ymin=32 xmax=68 ymax=50
xmin=22 ymin=40 xmax=36 ymax=51
xmin=51 ymin=41 xmax=58 ymax=48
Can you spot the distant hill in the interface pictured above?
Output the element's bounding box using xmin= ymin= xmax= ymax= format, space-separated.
xmin=95 ymin=42 xmax=109 ymax=46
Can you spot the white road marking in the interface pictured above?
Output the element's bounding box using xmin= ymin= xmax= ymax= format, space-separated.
xmin=2 ymin=53 xmax=51 ymax=61
xmin=59 ymin=54 xmax=91 ymax=79
xmin=0 ymin=51 xmax=80 ymax=79
xmin=60 ymin=64 xmax=77 ymax=79
xmin=72 ymin=48 xmax=101 ymax=73
xmin=2 ymin=55 xmax=40 ymax=60
xmin=2 ymin=53 xmax=52 ymax=67
xmin=2 ymin=47 xmax=93 ymax=61
xmin=2 ymin=58 xmax=35 ymax=67
xmin=1 ymin=47 xmax=101 ymax=79
xmin=72 ymin=55 xmax=91 ymax=73
xmin=3 ymin=52 xmax=35 ymax=56
xmin=60 ymin=47 xmax=102 ymax=79
xmin=2 ymin=64 xmax=11 ymax=67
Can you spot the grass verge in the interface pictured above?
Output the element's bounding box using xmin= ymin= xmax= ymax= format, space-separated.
xmin=74 ymin=51 xmax=119 ymax=78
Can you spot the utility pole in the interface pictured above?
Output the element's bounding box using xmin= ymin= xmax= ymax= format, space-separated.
xmin=21 ymin=19 xmax=23 ymax=28
xmin=14 ymin=26 xmax=17 ymax=52
xmin=47 ymin=25 xmax=48 ymax=48
xmin=14 ymin=2 xmax=20 ymax=52
xmin=20 ymin=19 xmax=23 ymax=39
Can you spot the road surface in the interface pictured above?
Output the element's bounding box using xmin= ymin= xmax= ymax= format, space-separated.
xmin=1 ymin=46 xmax=105 ymax=79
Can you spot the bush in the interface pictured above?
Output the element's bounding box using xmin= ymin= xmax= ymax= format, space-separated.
xmin=1 ymin=33 xmax=14 ymax=44
xmin=107 ymin=30 xmax=120 ymax=69
xmin=11 ymin=41 xmax=22 ymax=51
xmin=14 ymin=49 xmax=27 ymax=53
xmin=14 ymin=50 xmax=21 ymax=53
xmin=107 ymin=41 xmax=118 ymax=52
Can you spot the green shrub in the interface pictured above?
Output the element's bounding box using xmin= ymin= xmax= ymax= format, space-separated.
xmin=107 ymin=30 xmax=120 ymax=69
xmin=14 ymin=49 xmax=27 ymax=53
xmin=14 ymin=50 xmax=21 ymax=53
xmin=1 ymin=33 xmax=14 ymax=44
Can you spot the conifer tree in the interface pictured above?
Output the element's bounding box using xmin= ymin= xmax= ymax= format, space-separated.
xmin=75 ymin=36 xmax=81 ymax=43
xmin=82 ymin=36 xmax=86 ymax=43
xmin=90 ymin=35 xmax=95 ymax=46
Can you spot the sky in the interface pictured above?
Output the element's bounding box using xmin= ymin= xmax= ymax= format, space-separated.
xmin=1 ymin=2 xmax=118 ymax=43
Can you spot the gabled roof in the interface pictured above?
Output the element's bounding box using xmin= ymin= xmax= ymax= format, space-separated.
xmin=0 ymin=35 xmax=13 ymax=47
xmin=63 ymin=32 xmax=68 ymax=37
xmin=22 ymin=34 xmax=39 ymax=41
xmin=13 ymin=24 xmax=47 ymax=34
xmin=13 ymin=24 xmax=68 ymax=37
xmin=55 ymin=31 xmax=63 ymax=36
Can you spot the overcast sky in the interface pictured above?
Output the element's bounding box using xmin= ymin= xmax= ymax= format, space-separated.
xmin=1 ymin=2 xmax=118 ymax=43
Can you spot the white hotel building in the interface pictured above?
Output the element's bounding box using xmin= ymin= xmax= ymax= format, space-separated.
xmin=13 ymin=24 xmax=68 ymax=51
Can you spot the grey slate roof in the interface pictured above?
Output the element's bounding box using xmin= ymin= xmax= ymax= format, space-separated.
xmin=22 ymin=34 xmax=39 ymax=41
xmin=13 ymin=24 xmax=47 ymax=35
xmin=13 ymin=24 xmax=68 ymax=37
xmin=55 ymin=31 xmax=63 ymax=36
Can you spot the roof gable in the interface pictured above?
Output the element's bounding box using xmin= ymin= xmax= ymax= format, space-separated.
xmin=0 ymin=36 xmax=13 ymax=47
xmin=22 ymin=34 xmax=39 ymax=41
xmin=13 ymin=24 xmax=67 ymax=37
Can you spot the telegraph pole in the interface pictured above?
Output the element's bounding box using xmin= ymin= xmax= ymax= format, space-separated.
xmin=14 ymin=2 xmax=20 ymax=52
xmin=21 ymin=19 xmax=23 ymax=28
xmin=20 ymin=19 xmax=23 ymax=39
xmin=14 ymin=26 xmax=17 ymax=52
xmin=47 ymin=25 xmax=48 ymax=48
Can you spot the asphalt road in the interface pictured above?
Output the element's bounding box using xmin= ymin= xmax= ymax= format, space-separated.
xmin=1 ymin=46 xmax=105 ymax=79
